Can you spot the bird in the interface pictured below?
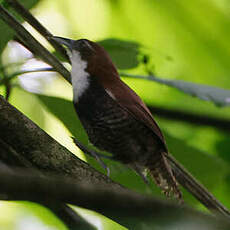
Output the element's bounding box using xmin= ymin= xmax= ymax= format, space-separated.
xmin=52 ymin=36 xmax=182 ymax=199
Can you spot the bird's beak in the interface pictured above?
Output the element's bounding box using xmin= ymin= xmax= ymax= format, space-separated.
xmin=52 ymin=36 xmax=74 ymax=50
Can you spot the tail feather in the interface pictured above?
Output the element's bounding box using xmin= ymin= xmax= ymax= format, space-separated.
xmin=147 ymin=152 xmax=182 ymax=200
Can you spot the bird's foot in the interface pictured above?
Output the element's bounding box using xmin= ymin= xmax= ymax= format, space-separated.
xmin=132 ymin=164 xmax=150 ymax=185
xmin=71 ymin=137 xmax=112 ymax=176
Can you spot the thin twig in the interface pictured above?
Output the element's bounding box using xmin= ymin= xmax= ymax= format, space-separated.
xmin=0 ymin=67 xmax=55 ymax=85
xmin=148 ymin=105 xmax=230 ymax=132
xmin=0 ymin=4 xmax=71 ymax=83
xmin=0 ymin=61 xmax=28 ymax=72
xmin=4 ymin=80 xmax=11 ymax=100
xmin=6 ymin=0 xmax=69 ymax=62
xmin=165 ymin=154 xmax=230 ymax=217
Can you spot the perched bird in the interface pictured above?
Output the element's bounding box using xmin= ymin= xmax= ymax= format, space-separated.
xmin=53 ymin=36 xmax=182 ymax=199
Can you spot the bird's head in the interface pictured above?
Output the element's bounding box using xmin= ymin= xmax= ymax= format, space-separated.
xmin=52 ymin=36 xmax=119 ymax=82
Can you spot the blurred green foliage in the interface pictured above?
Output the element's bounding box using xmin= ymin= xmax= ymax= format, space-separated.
xmin=1 ymin=0 xmax=230 ymax=229
xmin=99 ymin=38 xmax=140 ymax=69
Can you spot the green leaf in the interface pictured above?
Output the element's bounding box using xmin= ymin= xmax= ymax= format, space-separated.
xmin=122 ymin=73 xmax=230 ymax=107
xmin=153 ymin=76 xmax=230 ymax=107
xmin=98 ymin=38 xmax=140 ymax=69
xmin=165 ymin=133 xmax=227 ymax=189
xmin=21 ymin=202 xmax=68 ymax=230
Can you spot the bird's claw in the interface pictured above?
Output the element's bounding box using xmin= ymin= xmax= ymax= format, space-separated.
xmin=71 ymin=137 xmax=111 ymax=176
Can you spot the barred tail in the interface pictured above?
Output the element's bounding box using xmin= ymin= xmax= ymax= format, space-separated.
xmin=147 ymin=152 xmax=182 ymax=200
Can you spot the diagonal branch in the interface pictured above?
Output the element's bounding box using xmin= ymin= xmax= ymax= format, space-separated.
xmin=0 ymin=4 xmax=70 ymax=82
xmin=6 ymin=0 xmax=69 ymax=62
xmin=166 ymin=154 xmax=230 ymax=217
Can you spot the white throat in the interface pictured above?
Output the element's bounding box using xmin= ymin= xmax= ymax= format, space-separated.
xmin=69 ymin=50 xmax=89 ymax=102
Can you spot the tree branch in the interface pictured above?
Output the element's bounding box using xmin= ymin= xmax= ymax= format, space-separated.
xmin=0 ymin=167 xmax=230 ymax=230
xmin=0 ymin=4 xmax=70 ymax=82
xmin=148 ymin=105 xmax=230 ymax=132
xmin=6 ymin=0 xmax=69 ymax=62
xmin=166 ymin=154 xmax=230 ymax=217
xmin=0 ymin=161 xmax=96 ymax=230
xmin=0 ymin=95 xmax=123 ymax=229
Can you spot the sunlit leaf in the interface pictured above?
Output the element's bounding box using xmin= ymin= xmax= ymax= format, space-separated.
xmin=21 ymin=202 xmax=67 ymax=230
xmin=122 ymin=73 xmax=230 ymax=107
xmin=165 ymin=133 xmax=227 ymax=188
xmin=153 ymin=77 xmax=230 ymax=107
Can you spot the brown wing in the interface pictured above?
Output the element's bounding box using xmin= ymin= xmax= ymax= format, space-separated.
xmin=102 ymin=77 xmax=168 ymax=151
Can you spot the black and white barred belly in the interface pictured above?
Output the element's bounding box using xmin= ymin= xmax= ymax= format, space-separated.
xmin=74 ymin=78 xmax=162 ymax=165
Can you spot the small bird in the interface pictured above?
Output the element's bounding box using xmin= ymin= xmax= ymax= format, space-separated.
xmin=53 ymin=36 xmax=182 ymax=199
